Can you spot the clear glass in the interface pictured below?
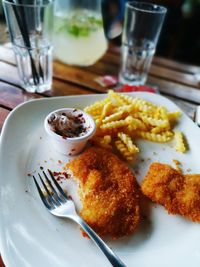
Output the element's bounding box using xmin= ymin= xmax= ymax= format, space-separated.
xmin=53 ymin=0 xmax=108 ymax=66
xmin=119 ymin=1 xmax=167 ymax=85
xmin=3 ymin=0 xmax=53 ymax=93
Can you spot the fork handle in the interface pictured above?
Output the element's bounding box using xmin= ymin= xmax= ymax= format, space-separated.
xmin=70 ymin=215 xmax=127 ymax=267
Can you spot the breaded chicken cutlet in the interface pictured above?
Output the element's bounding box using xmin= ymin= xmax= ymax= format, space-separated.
xmin=65 ymin=147 xmax=141 ymax=238
xmin=141 ymin=162 xmax=200 ymax=222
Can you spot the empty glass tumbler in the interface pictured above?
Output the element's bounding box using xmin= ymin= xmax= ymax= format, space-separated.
xmin=119 ymin=1 xmax=167 ymax=85
xmin=3 ymin=0 xmax=53 ymax=93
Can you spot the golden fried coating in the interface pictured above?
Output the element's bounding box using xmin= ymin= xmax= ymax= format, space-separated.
xmin=141 ymin=162 xmax=200 ymax=222
xmin=65 ymin=147 xmax=141 ymax=238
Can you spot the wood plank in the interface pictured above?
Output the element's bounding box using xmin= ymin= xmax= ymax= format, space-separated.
xmin=47 ymin=79 xmax=93 ymax=96
xmin=103 ymin=49 xmax=200 ymax=78
xmin=55 ymin=59 xmax=200 ymax=100
xmin=0 ymin=81 xmax=42 ymax=109
xmin=108 ymin=45 xmax=200 ymax=75
xmin=87 ymin=52 xmax=200 ymax=90
xmin=0 ymin=44 xmax=200 ymax=103
xmin=1 ymin=42 xmax=200 ymax=79
xmin=0 ymin=45 xmax=117 ymax=76
xmin=153 ymin=56 xmax=200 ymax=75
xmin=53 ymin=61 xmax=107 ymax=93
xmin=0 ymin=45 xmax=117 ymax=77
xmin=148 ymin=76 xmax=200 ymax=104
xmin=0 ymin=61 xmax=95 ymax=97
xmin=1 ymin=44 xmax=200 ymax=90
xmin=107 ymin=46 xmax=200 ymax=88
xmin=102 ymin=52 xmax=120 ymax=65
xmin=149 ymin=64 xmax=200 ymax=89
xmin=0 ymin=107 xmax=10 ymax=132
xmin=0 ymin=48 xmax=113 ymax=91
xmin=85 ymin=60 xmax=117 ymax=76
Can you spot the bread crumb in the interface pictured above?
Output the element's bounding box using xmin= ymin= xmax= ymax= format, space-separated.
xmin=172 ymin=159 xmax=182 ymax=172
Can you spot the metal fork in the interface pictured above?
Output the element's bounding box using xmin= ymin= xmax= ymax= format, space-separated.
xmin=33 ymin=170 xmax=126 ymax=267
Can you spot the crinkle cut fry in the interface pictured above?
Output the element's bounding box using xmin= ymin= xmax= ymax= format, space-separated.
xmin=174 ymin=131 xmax=186 ymax=152
xmin=135 ymin=131 xmax=172 ymax=142
xmin=118 ymin=132 xmax=139 ymax=154
xmin=83 ymin=90 xmax=185 ymax=158
xmin=84 ymin=98 xmax=110 ymax=115
xmin=115 ymin=140 xmax=134 ymax=161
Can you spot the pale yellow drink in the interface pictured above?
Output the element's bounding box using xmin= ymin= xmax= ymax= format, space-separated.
xmin=53 ymin=9 xmax=108 ymax=66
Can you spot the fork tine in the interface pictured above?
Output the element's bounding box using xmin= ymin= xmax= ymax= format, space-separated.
xmin=38 ymin=173 xmax=51 ymax=196
xmin=42 ymin=171 xmax=66 ymax=203
xmin=33 ymin=175 xmax=52 ymax=209
xmin=38 ymin=173 xmax=59 ymax=206
xmin=48 ymin=169 xmax=68 ymax=200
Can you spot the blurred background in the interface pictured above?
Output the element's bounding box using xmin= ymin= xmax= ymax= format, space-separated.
xmin=0 ymin=0 xmax=200 ymax=65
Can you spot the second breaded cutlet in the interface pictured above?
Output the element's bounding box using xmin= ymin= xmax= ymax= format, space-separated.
xmin=65 ymin=147 xmax=141 ymax=239
xmin=141 ymin=162 xmax=200 ymax=222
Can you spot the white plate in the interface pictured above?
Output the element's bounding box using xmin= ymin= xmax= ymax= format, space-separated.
xmin=0 ymin=92 xmax=200 ymax=267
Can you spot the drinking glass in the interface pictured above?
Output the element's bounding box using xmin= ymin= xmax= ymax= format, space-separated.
xmin=53 ymin=0 xmax=108 ymax=66
xmin=3 ymin=0 xmax=53 ymax=93
xmin=119 ymin=1 xmax=167 ymax=85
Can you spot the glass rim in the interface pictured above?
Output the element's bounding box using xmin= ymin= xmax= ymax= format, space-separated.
xmin=126 ymin=1 xmax=167 ymax=14
xmin=3 ymin=0 xmax=52 ymax=8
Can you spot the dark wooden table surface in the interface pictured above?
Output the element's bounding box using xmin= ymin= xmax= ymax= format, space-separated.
xmin=0 ymin=43 xmax=200 ymax=266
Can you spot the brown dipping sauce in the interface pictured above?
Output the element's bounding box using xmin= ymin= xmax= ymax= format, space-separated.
xmin=47 ymin=111 xmax=88 ymax=138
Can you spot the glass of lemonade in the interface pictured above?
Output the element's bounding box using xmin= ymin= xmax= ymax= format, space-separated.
xmin=53 ymin=0 xmax=108 ymax=66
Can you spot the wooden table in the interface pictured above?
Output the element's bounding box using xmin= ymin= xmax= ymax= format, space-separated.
xmin=0 ymin=43 xmax=200 ymax=266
